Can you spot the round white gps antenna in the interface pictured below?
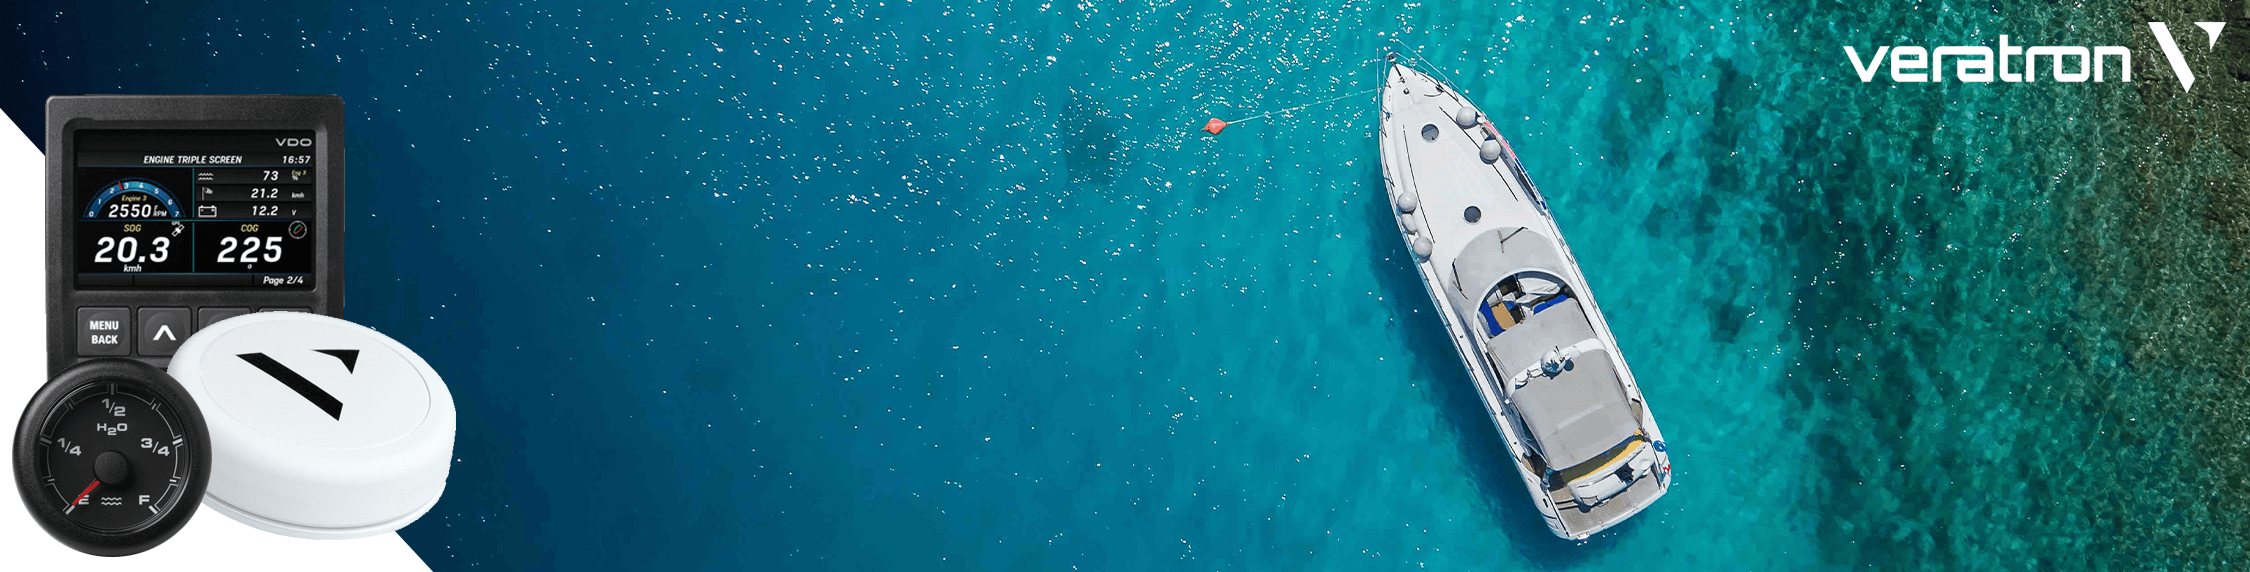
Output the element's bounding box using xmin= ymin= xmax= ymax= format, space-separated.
xmin=166 ymin=311 xmax=455 ymax=539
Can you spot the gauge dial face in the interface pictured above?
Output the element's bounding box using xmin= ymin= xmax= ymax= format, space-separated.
xmin=84 ymin=179 xmax=182 ymax=219
xmin=31 ymin=382 xmax=197 ymax=532
xmin=15 ymin=359 xmax=209 ymax=556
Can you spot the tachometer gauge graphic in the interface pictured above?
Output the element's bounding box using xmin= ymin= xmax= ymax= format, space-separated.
xmin=84 ymin=179 xmax=183 ymax=220
xmin=12 ymin=359 xmax=211 ymax=556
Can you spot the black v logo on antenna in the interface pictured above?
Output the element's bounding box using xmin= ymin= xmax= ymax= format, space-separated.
xmin=239 ymin=353 xmax=343 ymax=420
xmin=315 ymin=349 xmax=360 ymax=373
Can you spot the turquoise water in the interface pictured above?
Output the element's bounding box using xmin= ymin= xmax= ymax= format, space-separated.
xmin=7 ymin=0 xmax=2250 ymax=569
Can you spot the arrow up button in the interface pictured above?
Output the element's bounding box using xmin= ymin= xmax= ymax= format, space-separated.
xmin=136 ymin=307 xmax=190 ymax=356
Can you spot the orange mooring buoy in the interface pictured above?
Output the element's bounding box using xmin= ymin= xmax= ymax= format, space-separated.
xmin=1201 ymin=85 xmax=1378 ymax=136
xmin=1202 ymin=118 xmax=1228 ymax=135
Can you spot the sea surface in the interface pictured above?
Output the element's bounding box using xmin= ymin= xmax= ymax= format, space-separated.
xmin=6 ymin=0 xmax=2250 ymax=570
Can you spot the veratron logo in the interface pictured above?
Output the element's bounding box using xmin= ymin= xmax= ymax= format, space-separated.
xmin=1845 ymin=23 xmax=2227 ymax=91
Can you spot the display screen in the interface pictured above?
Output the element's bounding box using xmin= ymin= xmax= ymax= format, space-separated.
xmin=73 ymin=130 xmax=317 ymax=289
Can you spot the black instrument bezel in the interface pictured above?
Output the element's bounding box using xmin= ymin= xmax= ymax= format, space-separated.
xmin=12 ymin=358 xmax=212 ymax=556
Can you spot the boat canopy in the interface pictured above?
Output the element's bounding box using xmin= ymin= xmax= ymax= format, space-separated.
xmin=1509 ymin=348 xmax=1640 ymax=469
xmin=1449 ymin=226 xmax=1565 ymax=302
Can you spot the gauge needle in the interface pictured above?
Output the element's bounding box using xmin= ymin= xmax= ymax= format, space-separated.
xmin=72 ymin=480 xmax=99 ymax=508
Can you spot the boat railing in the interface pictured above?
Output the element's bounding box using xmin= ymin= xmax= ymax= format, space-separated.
xmin=1386 ymin=39 xmax=1551 ymax=215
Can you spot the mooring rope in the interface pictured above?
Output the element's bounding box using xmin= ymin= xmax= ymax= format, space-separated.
xmin=1198 ymin=42 xmax=1457 ymax=136
xmin=1218 ymin=88 xmax=1381 ymax=126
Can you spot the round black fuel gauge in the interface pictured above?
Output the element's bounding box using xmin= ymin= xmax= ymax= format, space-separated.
xmin=13 ymin=358 xmax=211 ymax=556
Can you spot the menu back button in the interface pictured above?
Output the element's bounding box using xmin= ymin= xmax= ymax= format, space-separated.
xmin=77 ymin=307 xmax=130 ymax=356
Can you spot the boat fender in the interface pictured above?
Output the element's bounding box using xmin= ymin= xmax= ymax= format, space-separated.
xmin=1479 ymin=140 xmax=1504 ymax=164
xmin=1395 ymin=191 xmax=1420 ymax=214
xmin=1410 ymin=236 xmax=1433 ymax=260
xmin=1402 ymin=215 xmax=1425 ymax=236
xmin=1453 ymin=106 xmax=1480 ymax=129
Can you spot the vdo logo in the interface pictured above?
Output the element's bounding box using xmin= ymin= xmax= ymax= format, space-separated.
xmin=1845 ymin=22 xmax=2228 ymax=92
xmin=274 ymin=137 xmax=312 ymax=147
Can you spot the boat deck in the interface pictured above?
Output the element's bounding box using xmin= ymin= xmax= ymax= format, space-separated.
xmin=1548 ymin=472 xmax=1664 ymax=531
xmin=1377 ymin=59 xmax=1670 ymax=540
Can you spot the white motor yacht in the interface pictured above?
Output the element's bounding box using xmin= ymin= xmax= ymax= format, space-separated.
xmin=1375 ymin=55 xmax=1673 ymax=540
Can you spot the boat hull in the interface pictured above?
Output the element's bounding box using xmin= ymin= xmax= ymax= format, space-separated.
xmin=1375 ymin=59 xmax=1671 ymax=540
